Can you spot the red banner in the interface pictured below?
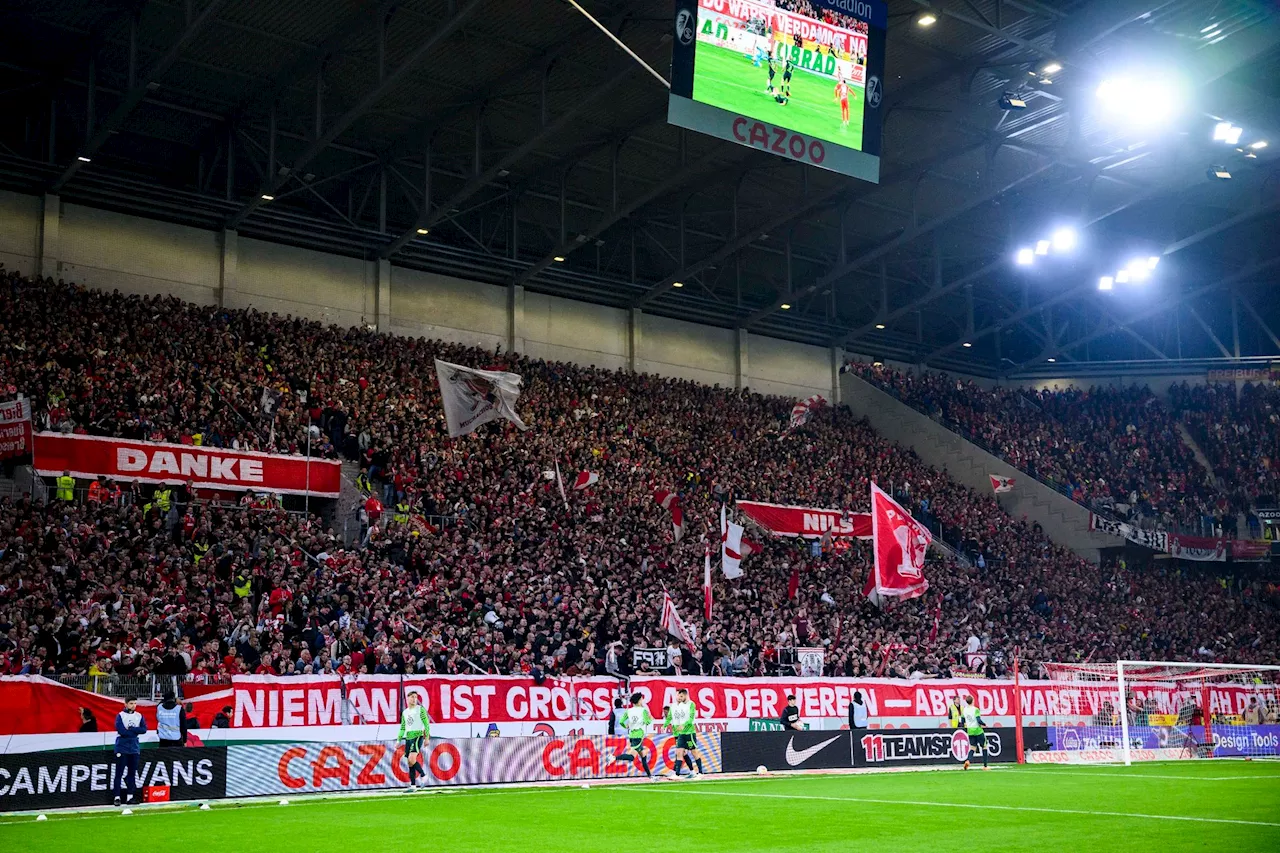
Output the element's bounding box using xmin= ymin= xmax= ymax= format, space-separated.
xmin=32 ymin=433 xmax=342 ymax=497
xmin=866 ymin=482 xmax=930 ymax=602
xmin=0 ymin=399 xmax=32 ymax=462
xmin=1232 ymin=539 xmax=1273 ymax=561
xmin=3 ymin=674 xmax=1267 ymax=734
xmin=0 ymin=676 xmax=232 ymax=735
xmin=735 ymin=500 xmax=871 ymax=539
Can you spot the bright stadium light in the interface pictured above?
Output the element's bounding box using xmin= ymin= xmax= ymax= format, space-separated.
xmin=1041 ymin=62 xmax=1062 ymax=75
xmin=1250 ymin=140 xmax=1268 ymax=149
xmin=1035 ymin=240 xmax=1051 ymax=256
xmin=1126 ymin=259 xmax=1151 ymax=282
xmin=672 ymin=281 xmax=684 ymax=288
xmin=962 ymin=342 xmax=973 ymax=348
xmin=1098 ymin=276 xmax=1114 ymax=291
xmin=1116 ymin=269 xmax=1130 ymax=284
xmin=916 ymin=12 xmax=937 ymax=27
xmin=1015 ymin=247 xmax=1035 ymax=266
xmin=416 ymin=228 xmax=430 ymax=235
xmin=1047 ymin=357 xmax=1057 ymax=363
xmin=1214 ymin=122 xmax=1243 ymax=145
xmin=1051 ymin=227 xmax=1078 ymax=252
xmin=875 ymin=323 xmax=886 ymax=330
xmin=1147 ymin=256 xmax=1160 ymax=270
xmin=780 ymin=303 xmax=792 ymax=310
xmin=1096 ymin=75 xmax=1184 ymax=127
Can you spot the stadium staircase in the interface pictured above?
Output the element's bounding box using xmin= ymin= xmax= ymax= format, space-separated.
xmin=1173 ymin=422 xmax=1251 ymax=535
xmin=840 ymin=371 xmax=1114 ymax=562
xmin=337 ymin=461 xmax=366 ymax=546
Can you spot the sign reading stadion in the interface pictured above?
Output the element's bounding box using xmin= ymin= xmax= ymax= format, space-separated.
xmin=32 ymin=433 xmax=342 ymax=497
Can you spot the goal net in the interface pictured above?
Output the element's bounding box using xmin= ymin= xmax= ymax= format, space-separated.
xmin=1035 ymin=661 xmax=1280 ymax=764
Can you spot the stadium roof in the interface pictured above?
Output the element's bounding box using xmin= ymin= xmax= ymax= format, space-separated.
xmin=1 ymin=0 xmax=1278 ymax=378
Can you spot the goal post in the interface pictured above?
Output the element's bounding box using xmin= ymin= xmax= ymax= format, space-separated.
xmin=1032 ymin=660 xmax=1280 ymax=764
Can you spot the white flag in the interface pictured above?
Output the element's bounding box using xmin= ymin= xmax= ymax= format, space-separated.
xmin=554 ymin=460 xmax=569 ymax=508
xmin=434 ymin=359 xmax=527 ymax=438
xmin=721 ymin=505 xmax=745 ymax=579
xmin=660 ymin=591 xmax=695 ymax=649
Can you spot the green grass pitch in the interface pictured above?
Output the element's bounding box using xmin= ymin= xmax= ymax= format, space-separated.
xmin=3 ymin=762 xmax=1278 ymax=852
xmin=692 ymin=42 xmax=865 ymax=151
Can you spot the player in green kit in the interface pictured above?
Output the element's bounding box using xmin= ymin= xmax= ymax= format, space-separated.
xmin=398 ymin=691 xmax=431 ymax=791
xmin=960 ymin=695 xmax=989 ymax=770
xmin=613 ymin=692 xmax=655 ymax=778
xmin=664 ymin=688 xmax=703 ymax=779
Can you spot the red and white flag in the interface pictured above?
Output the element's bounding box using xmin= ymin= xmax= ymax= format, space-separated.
xmin=864 ymin=481 xmax=931 ymax=606
xmin=660 ymin=591 xmax=696 ymax=648
xmin=572 ymin=471 xmax=598 ymax=491
xmin=789 ymin=394 xmax=827 ymax=430
xmin=654 ymin=489 xmax=686 ymax=542
xmin=703 ymin=542 xmax=713 ymax=623
xmin=720 ymin=505 xmax=758 ymax=579
xmin=989 ymin=474 xmax=1015 ymax=493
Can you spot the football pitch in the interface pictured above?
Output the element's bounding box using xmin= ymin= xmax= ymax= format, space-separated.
xmin=4 ymin=763 xmax=1278 ymax=852
xmin=693 ymin=43 xmax=865 ymax=151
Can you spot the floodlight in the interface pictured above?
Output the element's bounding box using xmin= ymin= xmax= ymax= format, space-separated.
xmin=1147 ymin=256 xmax=1160 ymax=270
xmin=77 ymin=155 xmax=92 ymax=163
xmin=999 ymin=92 xmax=1028 ymax=111
xmin=672 ymin=281 xmax=684 ymax=288
xmin=1116 ymin=270 xmax=1130 ymax=284
xmin=553 ymin=256 xmax=566 ymax=262
xmin=1126 ymin=259 xmax=1151 ymax=282
xmin=780 ymin=303 xmax=792 ymax=310
xmin=875 ymin=323 xmax=886 ymax=330
xmin=1207 ymin=167 xmax=1232 ymax=180
xmin=1015 ymin=247 xmax=1035 ymax=266
xmin=1035 ymin=240 xmax=1051 ymax=256
xmin=1051 ymin=228 xmax=1077 ymax=252
xmin=962 ymin=342 xmax=973 ymax=348
xmin=1041 ymin=62 xmax=1062 ymax=75
xmin=1250 ymin=141 xmax=1268 ymax=149
xmin=1098 ymin=276 xmax=1114 ymax=291
xmin=916 ymin=12 xmax=937 ymax=27
xmin=416 ymin=228 xmax=430 ymax=235
xmin=1096 ymin=76 xmax=1183 ymax=127
xmin=1213 ymin=122 xmax=1243 ymax=145
xmin=260 ymin=194 xmax=274 ymax=201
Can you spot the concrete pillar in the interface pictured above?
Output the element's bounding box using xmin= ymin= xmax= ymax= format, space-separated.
xmin=627 ymin=308 xmax=642 ymax=373
xmin=375 ymin=258 xmax=391 ymax=332
xmin=37 ymin=193 xmax=60 ymax=278
xmin=829 ymin=346 xmax=843 ymax=404
xmin=508 ymin=283 xmax=525 ymax=354
xmin=218 ymin=229 xmax=239 ymax=309
xmin=735 ymin=328 xmax=749 ymax=390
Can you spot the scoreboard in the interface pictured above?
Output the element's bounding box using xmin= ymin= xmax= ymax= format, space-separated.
xmin=670 ymin=0 xmax=887 ymax=183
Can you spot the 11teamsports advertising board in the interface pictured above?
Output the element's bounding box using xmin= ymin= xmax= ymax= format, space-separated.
xmin=670 ymin=0 xmax=887 ymax=183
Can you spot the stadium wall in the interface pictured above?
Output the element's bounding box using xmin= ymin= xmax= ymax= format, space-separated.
xmin=0 ymin=189 xmax=833 ymax=400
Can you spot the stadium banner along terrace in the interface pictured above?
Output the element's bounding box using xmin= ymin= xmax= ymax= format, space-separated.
xmin=669 ymin=0 xmax=887 ymax=183
xmin=2 ymin=675 xmax=1271 ymax=738
xmin=734 ymin=500 xmax=871 ymax=539
xmin=31 ymin=432 xmax=343 ymax=497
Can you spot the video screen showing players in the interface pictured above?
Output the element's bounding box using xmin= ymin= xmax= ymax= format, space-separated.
xmin=692 ymin=0 xmax=872 ymax=152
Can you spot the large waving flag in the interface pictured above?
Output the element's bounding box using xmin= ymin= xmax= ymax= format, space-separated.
xmin=720 ymin=505 xmax=759 ymax=579
xmin=572 ymin=471 xmax=599 ymax=491
xmin=660 ymin=591 xmax=696 ymax=649
xmin=434 ymin=359 xmax=527 ymax=438
xmin=654 ymin=489 xmax=686 ymax=542
xmin=864 ymin=481 xmax=932 ymax=607
xmin=789 ymin=394 xmax=827 ymax=429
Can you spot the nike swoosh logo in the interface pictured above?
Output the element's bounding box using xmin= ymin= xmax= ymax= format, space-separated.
xmin=784 ymin=735 xmax=841 ymax=766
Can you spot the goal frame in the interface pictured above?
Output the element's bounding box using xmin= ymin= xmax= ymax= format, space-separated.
xmin=1116 ymin=660 xmax=1280 ymax=766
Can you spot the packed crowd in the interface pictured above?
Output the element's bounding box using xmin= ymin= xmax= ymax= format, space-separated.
xmin=1170 ymin=381 xmax=1280 ymax=521
xmin=846 ymin=362 xmax=1229 ymax=534
xmin=2 ymin=269 xmax=1278 ymax=690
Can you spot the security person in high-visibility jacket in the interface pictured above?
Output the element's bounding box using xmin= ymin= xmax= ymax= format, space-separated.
xmin=948 ymin=697 xmax=964 ymax=728
xmin=393 ymin=501 xmax=411 ymax=525
xmin=153 ymin=486 xmax=173 ymax=514
xmin=233 ymin=573 xmax=252 ymax=600
xmin=56 ymin=471 xmax=76 ymax=502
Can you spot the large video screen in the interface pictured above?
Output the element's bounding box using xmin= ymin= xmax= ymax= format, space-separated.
xmin=670 ymin=0 xmax=887 ymax=183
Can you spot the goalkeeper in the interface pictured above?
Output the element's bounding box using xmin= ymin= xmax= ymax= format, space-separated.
xmin=960 ymin=695 xmax=988 ymax=770
xmin=613 ymin=692 xmax=655 ymax=777
xmin=398 ymin=691 xmax=432 ymax=791
xmin=665 ymin=688 xmax=704 ymax=779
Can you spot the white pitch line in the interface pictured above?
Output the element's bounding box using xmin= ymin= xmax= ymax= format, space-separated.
xmin=1000 ymin=767 xmax=1280 ymax=782
xmin=627 ymin=787 xmax=1280 ymax=828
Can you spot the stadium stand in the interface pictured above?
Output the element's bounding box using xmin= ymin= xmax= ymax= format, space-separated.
xmin=846 ymin=362 xmax=1229 ymax=535
xmin=3 ymin=268 xmax=1278 ymax=687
